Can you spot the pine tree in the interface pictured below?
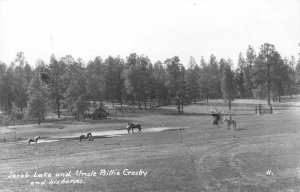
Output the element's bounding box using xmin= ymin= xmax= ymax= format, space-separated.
xmin=221 ymin=64 xmax=236 ymax=110
xmin=86 ymin=56 xmax=106 ymax=106
xmin=27 ymin=70 xmax=48 ymax=125
xmin=244 ymin=45 xmax=256 ymax=98
xmin=40 ymin=55 xmax=66 ymax=118
xmin=153 ymin=61 xmax=168 ymax=105
xmin=185 ymin=56 xmax=201 ymax=103
xmin=64 ymin=59 xmax=88 ymax=120
xmin=165 ymin=56 xmax=187 ymax=114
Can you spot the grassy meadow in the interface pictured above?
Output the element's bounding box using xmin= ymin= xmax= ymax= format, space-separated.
xmin=0 ymin=98 xmax=300 ymax=192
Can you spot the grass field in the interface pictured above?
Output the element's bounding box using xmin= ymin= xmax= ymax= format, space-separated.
xmin=1 ymin=99 xmax=300 ymax=192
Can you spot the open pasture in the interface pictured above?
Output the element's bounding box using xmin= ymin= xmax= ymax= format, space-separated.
xmin=0 ymin=100 xmax=300 ymax=192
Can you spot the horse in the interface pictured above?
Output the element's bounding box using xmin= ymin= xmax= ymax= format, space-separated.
xmin=126 ymin=123 xmax=141 ymax=133
xmin=224 ymin=115 xmax=237 ymax=130
xmin=86 ymin=132 xmax=92 ymax=137
xmin=79 ymin=135 xmax=86 ymax=142
xmin=28 ymin=136 xmax=40 ymax=145
xmin=79 ymin=132 xmax=93 ymax=142
xmin=86 ymin=132 xmax=93 ymax=141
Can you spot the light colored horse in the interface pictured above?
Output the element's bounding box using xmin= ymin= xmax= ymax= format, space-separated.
xmin=28 ymin=136 xmax=40 ymax=145
xmin=224 ymin=115 xmax=237 ymax=130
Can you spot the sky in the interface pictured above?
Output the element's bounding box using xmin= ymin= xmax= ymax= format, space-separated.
xmin=0 ymin=0 xmax=299 ymax=67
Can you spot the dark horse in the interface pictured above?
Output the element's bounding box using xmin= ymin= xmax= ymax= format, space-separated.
xmin=86 ymin=132 xmax=92 ymax=138
xmin=126 ymin=123 xmax=141 ymax=133
xmin=79 ymin=132 xmax=93 ymax=142
xmin=79 ymin=135 xmax=86 ymax=142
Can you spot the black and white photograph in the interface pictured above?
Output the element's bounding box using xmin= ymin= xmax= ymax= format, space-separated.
xmin=0 ymin=0 xmax=300 ymax=191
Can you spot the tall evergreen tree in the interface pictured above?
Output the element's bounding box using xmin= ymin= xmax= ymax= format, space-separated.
xmin=185 ymin=56 xmax=201 ymax=103
xmin=0 ymin=62 xmax=14 ymax=113
xmin=105 ymin=56 xmax=126 ymax=108
xmin=199 ymin=56 xmax=210 ymax=102
xmin=270 ymin=52 xmax=289 ymax=102
xmin=40 ymin=54 xmax=66 ymax=118
xmin=235 ymin=53 xmax=246 ymax=98
xmin=252 ymin=43 xmax=276 ymax=104
xmin=165 ymin=56 xmax=187 ymax=114
xmin=27 ymin=69 xmax=48 ymax=125
xmin=221 ymin=63 xmax=236 ymax=110
xmin=207 ymin=54 xmax=222 ymax=99
xmin=244 ymin=45 xmax=256 ymax=98
xmin=64 ymin=59 xmax=88 ymax=120
xmin=286 ymin=56 xmax=297 ymax=98
xmin=13 ymin=52 xmax=30 ymax=112
xmin=124 ymin=54 xmax=151 ymax=109
xmin=85 ymin=56 xmax=106 ymax=106
xmin=153 ymin=61 xmax=168 ymax=105
xmin=296 ymin=58 xmax=300 ymax=93
xmin=124 ymin=53 xmax=139 ymax=105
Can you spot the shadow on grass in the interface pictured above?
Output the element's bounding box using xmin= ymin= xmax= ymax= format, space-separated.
xmin=155 ymin=112 xmax=254 ymax=117
xmin=81 ymin=118 xmax=131 ymax=124
xmin=46 ymin=118 xmax=132 ymax=125
xmin=236 ymin=127 xmax=247 ymax=131
xmin=33 ymin=125 xmax=65 ymax=129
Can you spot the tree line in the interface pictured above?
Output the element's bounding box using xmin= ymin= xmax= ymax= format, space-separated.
xmin=0 ymin=43 xmax=299 ymax=123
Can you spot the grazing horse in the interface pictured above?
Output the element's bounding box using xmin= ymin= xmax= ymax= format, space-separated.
xmin=86 ymin=132 xmax=93 ymax=141
xmin=86 ymin=132 xmax=92 ymax=138
xmin=28 ymin=136 xmax=40 ymax=145
xmin=79 ymin=135 xmax=86 ymax=142
xmin=126 ymin=123 xmax=141 ymax=133
xmin=79 ymin=132 xmax=93 ymax=142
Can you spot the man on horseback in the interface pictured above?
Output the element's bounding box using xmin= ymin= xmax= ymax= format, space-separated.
xmin=211 ymin=107 xmax=222 ymax=126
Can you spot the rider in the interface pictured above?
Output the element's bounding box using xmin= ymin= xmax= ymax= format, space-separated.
xmin=211 ymin=107 xmax=221 ymax=125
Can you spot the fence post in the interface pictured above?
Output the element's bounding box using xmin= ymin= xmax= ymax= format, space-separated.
xmin=259 ymin=104 xmax=261 ymax=114
xmin=255 ymin=106 xmax=257 ymax=114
